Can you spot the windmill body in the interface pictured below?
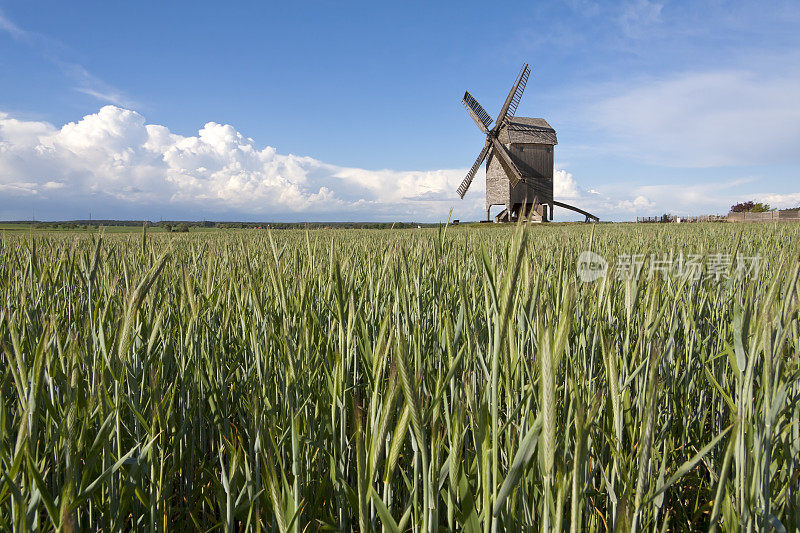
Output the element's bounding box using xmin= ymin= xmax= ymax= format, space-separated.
xmin=485 ymin=117 xmax=556 ymax=222
xmin=457 ymin=63 xmax=598 ymax=223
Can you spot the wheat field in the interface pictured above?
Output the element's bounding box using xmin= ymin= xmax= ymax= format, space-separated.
xmin=1 ymin=222 xmax=798 ymax=531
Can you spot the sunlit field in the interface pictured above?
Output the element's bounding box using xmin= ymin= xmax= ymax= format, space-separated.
xmin=1 ymin=223 xmax=798 ymax=531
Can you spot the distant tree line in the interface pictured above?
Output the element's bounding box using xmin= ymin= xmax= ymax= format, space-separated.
xmin=18 ymin=220 xmax=214 ymax=231
xmin=8 ymin=220 xmax=438 ymax=230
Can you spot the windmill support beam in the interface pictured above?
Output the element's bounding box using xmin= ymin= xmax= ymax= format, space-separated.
xmin=552 ymin=200 xmax=599 ymax=222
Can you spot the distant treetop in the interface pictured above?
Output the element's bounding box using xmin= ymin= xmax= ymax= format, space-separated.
xmin=731 ymin=201 xmax=772 ymax=213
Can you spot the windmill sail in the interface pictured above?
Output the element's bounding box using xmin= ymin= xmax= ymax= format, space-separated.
xmin=494 ymin=64 xmax=530 ymax=129
xmin=505 ymin=64 xmax=530 ymax=120
xmin=462 ymin=91 xmax=493 ymax=133
xmin=457 ymin=141 xmax=491 ymax=198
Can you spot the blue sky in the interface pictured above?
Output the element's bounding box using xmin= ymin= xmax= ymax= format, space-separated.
xmin=1 ymin=0 xmax=799 ymax=222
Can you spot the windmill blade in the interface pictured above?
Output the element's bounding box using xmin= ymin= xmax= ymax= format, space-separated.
xmin=457 ymin=140 xmax=492 ymax=198
xmin=494 ymin=63 xmax=531 ymax=130
xmin=462 ymin=91 xmax=493 ymax=133
xmin=505 ymin=63 xmax=530 ymax=120
xmin=489 ymin=137 xmax=524 ymax=186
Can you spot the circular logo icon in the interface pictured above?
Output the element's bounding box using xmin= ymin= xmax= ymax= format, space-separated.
xmin=577 ymin=251 xmax=608 ymax=282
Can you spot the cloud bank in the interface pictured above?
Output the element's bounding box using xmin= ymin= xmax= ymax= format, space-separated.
xmin=0 ymin=106 xmax=481 ymax=221
xmin=553 ymin=168 xmax=655 ymax=218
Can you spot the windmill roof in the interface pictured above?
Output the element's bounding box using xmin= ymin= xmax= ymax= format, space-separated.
xmin=500 ymin=117 xmax=557 ymax=145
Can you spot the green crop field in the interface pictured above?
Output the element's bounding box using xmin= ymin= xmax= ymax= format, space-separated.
xmin=1 ymin=223 xmax=798 ymax=531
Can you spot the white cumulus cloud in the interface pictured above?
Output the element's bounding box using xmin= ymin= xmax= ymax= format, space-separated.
xmin=0 ymin=106 xmax=477 ymax=221
xmin=554 ymin=169 xmax=581 ymax=199
xmin=551 ymin=168 xmax=655 ymax=220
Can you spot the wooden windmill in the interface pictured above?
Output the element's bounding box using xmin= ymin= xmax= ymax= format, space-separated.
xmin=457 ymin=63 xmax=598 ymax=223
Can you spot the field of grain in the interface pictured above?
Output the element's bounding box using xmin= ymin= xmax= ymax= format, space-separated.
xmin=1 ymin=223 xmax=798 ymax=531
